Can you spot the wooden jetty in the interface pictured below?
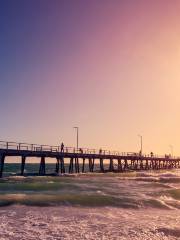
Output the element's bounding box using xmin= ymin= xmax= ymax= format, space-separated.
xmin=0 ymin=141 xmax=179 ymax=177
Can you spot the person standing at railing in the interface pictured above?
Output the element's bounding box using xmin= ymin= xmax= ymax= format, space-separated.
xmin=60 ymin=142 xmax=64 ymax=152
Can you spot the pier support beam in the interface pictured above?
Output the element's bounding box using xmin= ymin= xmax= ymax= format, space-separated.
xmin=134 ymin=160 xmax=138 ymax=170
xmin=92 ymin=159 xmax=95 ymax=172
xmin=140 ymin=160 xmax=144 ymax=170
xmin=175 ymin=160 xmax=177 ymax=168
xmin=165 ymin=160 xmax=168 ymax=169
xmin=60 ymin=157 xmax=65 ymax=173
xmin=0 ymin=154 xmax=5 ymax=178
xmin=118 ymin=159 xmax=122 ymax=172
xmin=145 ymin=160 xmax=149 ymax=170
xmin=100 ymin=158 xmax=104 ymax=172
xmin=124 ymin=159 xmax=128 ymax=170
xmin=159 ymin=160 xmax=161 ymax=169
xmin=39 ymin=156 xmax=46 ymax=175
xmin=109 ymin=159 xmax=114 ymax=172
xmin=55 ymin=158 xmax=60 ymax=174
xmin=89 ymin=158 xmax=94 ymax=172
xmin=151 ymin=160 xmax=155 ymax=169
xmin=69 ymin=158 xmax=74 ymax=173
xmin=162 ymin=160 xmax=165 ymax=169
xmin=82 ymin=158 xmax=85 ymax=173
xmin=75 ymin=158 xmax=80 ymax=173
xmin=130 ymin=160 xmax=134 ymax=170
xmin=21 ymin=156 xmax=26 ymax=176
xmin=56 ymin=157 xmax=65 ymax=174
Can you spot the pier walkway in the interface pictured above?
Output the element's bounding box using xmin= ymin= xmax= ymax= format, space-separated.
xmin=0 ymin=141 xmax=179 ymax=177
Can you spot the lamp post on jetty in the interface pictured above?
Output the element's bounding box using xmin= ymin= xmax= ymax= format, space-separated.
xmin=73 ymin=127 xmax=79 ymax=151
xmin=138 ymin=134 xmax=143 ymax=156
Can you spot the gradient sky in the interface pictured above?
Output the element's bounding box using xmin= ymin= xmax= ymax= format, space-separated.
xmin=1 ymin=0 xmax=180 ymax=155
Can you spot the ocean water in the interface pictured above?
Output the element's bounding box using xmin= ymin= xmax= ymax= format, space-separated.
xmin=1 ymin=164 xmax=180 ymax=239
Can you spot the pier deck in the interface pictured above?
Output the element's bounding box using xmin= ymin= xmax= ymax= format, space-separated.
xmin=0 ymin=141 xmax=179 ymax=177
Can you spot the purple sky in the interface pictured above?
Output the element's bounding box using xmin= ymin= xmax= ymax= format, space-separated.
xmin=1 ymin=0 xmax=180 ymax=155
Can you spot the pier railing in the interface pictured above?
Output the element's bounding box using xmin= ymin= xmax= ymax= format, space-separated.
xmin=0 ymin=140 xmax=178 ymax=159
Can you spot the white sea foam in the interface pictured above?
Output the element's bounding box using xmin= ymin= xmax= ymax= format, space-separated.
xmin=0 ymin=205 xmax=180 ymax=239
xmin=1 ymin=169 xmax=180 ymax=238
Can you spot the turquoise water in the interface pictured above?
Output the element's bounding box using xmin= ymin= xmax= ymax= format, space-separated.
xmin=4 ymin=163 xmax=59 ymax=175
xmin=1 ymin=164 xmax=180 ymax=208
xmin=3 ymin=163 xmax=102 ymax=175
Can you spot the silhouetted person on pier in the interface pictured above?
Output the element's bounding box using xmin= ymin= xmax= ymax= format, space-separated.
xmin=150 ymin=152 xmax=153 ymax=157
xmin=60 ymin=142 xmax=64 ymax=152
xmin=99 ymin=148 xmax=102 ymax=154
xmin=79 ymin=148 xmax=83 ymax=153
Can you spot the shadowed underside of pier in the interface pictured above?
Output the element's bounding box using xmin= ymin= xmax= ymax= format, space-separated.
xmin=0 ymin=141 xmax=180 ymax=177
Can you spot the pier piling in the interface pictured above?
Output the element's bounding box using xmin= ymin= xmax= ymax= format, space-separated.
xmin=69 ymin=158 xmax=74 ymax=173
xmin=0 ymin=154 xmax=5 ymax=178
xmin=100 ymin=158 xmax=104 ymax=172
xmin=21 ymin=156 xmax=26 ymax=176
xmin=60 ymin=157 xmax=65 ymax=173
xmin=82 ymin=158 xmax=85 ymax=173
xmin=55 ymin=157 xmax=60 ymax=174
xmin=39 ymin=156 xmax=46 ymax=175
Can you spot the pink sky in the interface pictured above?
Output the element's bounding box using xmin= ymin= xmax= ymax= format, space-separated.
xmin=1 ymin=1 xmax=180 ymax=155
